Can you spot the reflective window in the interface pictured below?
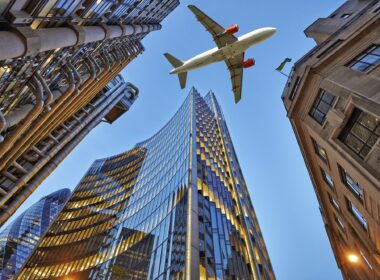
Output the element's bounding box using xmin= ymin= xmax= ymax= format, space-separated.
xmin=334 ymin=214 xmax=345 ymax=231
xmin=309 ymin=89 xmax=336 ymax=125
xmin=346 ymin=198 xmax=368 ymax=231
xmin=360 ymin=251 xmax=373 ymax=270
xmin=339 ymin=108 xmax=380 ymax=158
xmin=339 ymin=166 xmax=363 ymax=202
xmin=348 ymin=45 xmax=380 ymax=72
xmin=321 ymin=169 xmax=334 ymax=188
xmin=328 ymin=193 xmax=340 ymax=211
xmin=312 ymin=139 xmax=328 ymax=162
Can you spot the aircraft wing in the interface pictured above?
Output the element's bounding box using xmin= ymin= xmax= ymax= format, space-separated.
xmin=188 ymin=5 xmax=237 ymax=48
xmin=225 ymin=53 xmax=244 ymax=103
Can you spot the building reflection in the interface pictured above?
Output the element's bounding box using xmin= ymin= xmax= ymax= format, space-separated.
xmin=19 ymin=89 xmax=275 ymax=279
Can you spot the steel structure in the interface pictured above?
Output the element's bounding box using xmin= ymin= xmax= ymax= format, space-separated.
xmin=0 ymin=0 xmax=180 ymax=226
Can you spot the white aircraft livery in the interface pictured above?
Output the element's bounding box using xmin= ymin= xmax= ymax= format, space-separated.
xmin=164 ymin=4 xmax=276 ymax=103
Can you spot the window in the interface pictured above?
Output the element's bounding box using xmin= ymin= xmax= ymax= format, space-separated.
xmin=312 ymin=139 xmax=328 ymax=162
xmin=309 ymin=90 xmax=336 ymax=125
xmin=346 ymin=198 xmax=368 ymax=230
xmin=339 ymin=166 xmax=363 ymax=202
xmin=338 ymin=108 xmax=380 ymax=158
xmin=334 ymin=214 xmax=345 ymax=231
xmin=328 ymin=193 xmax=340 ymax=211
xmin=348 ymin=45 xmax=380 ymax=72
xmin=360 ymin=251 xmax=373 ymax=270
xmin=341 ymin=13 xmax=352 ymax=18
xmin=321 ymin=169 xmax=334 ymax=188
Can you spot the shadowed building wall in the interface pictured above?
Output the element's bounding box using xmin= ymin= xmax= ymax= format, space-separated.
xmin=282 ymin=0 xmax=380 ymax=279
xmin=0 ymin=0 xmax=180 ymax=227
xmin=19 ymin=89 xmax=275 ymax=280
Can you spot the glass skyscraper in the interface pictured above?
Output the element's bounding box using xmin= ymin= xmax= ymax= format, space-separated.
xmin=19 ymin=89 xmax=275 ymax=280
xmin=0 ymin=188 xmax=70 ymax=279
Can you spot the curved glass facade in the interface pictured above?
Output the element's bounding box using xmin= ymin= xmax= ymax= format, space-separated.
xmin=19 ymin=89 xmax=274 ymax=280
xmin=0 ymin=188 xmax=70 ymax=279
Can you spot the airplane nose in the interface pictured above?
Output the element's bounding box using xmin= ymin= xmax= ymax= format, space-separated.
xmin=267 ymin=27 xmax=277 ymax=35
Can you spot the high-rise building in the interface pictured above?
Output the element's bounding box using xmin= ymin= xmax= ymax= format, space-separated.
xmin=0 ymin=188 xmax=70 ymax=279
xmin=0 ymin=0 xmax=180 ymax=226
xmin=19 ymin=89 xmax=275 ymax=280
xmin=281 ymin=1 xmax=380 ymax=279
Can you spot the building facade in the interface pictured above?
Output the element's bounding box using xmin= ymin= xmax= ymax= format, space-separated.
xmin=0 ymin=188 xmax=70 ymax=279
xmin=282 ymin=1 xmax=380 ymax=279
xmin=19 ymin=89 xmax=275 ymax=280
xmin=0 ymin=0 xmax=180 ymax=226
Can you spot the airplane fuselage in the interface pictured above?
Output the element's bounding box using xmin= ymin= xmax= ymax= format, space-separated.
xmin=170 ymin=27 xmax=276 ymax=74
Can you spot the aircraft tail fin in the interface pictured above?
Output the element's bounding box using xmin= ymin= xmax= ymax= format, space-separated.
xmin=164 ymin=53 xmax=187 ymax=89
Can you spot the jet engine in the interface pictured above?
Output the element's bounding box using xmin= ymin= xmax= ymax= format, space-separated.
xmin=225 ymin=24 xmax=239 ymax=35
xmin=242 ymin=58 xmax=255 ymax=68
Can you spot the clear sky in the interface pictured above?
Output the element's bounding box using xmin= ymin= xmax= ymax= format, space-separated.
xmin=3 ymin=1 xmax=347 ymax=279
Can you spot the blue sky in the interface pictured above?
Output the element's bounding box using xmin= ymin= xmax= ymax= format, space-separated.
xmin=3 ymin=1 xmax=346 ymax=279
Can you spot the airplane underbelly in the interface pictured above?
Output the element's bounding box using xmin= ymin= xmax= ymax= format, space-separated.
xmin=182 ymin=53 xmax=222 ymax=71
xmin=221 ymin=45 xmax=242 ymax=59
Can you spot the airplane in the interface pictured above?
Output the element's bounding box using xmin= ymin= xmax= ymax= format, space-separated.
xmin=164 ymin=4 xmax=276 ymax=103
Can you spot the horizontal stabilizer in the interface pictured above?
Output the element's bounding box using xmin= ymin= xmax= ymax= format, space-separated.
xmin=164 ymin=53 xmax=187 ymax=89
xmin=164 ymin=53 xmax=184 ymax=68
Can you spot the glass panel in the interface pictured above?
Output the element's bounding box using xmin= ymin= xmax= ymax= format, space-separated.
xmin=349 ymin=202 xmax=368 ymax=230
xmin=371 ymin=46 xmax=380 ymax=56
xmin=361 ymin=54 xmax=380 ymax=64
xmin=322 ymin=170 xmax=334 ymax=188
xmin=309 ymin=90 xmax=335 ymax=125
xmin=342 ymin=169 xmax=363 ymax=199
xmin=351 ymin=124 xmax=371 ymax=142
xmin=352 ymin=62 xmax=370 ymax=72
xmin=360 ymin=146 xmax=371 ymax=158
xmin=359 ymin=112 xmax=379 ymax=130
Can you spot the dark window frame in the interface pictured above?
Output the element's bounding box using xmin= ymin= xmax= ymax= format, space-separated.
xmin=341 ymin=13 xmax=352 ymax=18
xmin=345 ymin=197 xmax=368 ymax=231
xmin=339 ymin=165 xmax=364 ymax=203
xmin=309 ymin=90 xmax=336 ymax=125
xmin=347 ymin=45 xmax=380 ymax=72
xmin=328 ymin=192 xmax=340 ymax=212
xmin=321 ymin=168 xmax=334 ymax=189
xmin=338 ymin=108 xmax=380 ymax=159
xmin=334 ymin=214 xmax=345 ymax=231
xmin=312 ymin=139 xmax=328 ymax=163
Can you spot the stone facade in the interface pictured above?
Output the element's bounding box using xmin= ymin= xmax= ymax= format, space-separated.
xmin=282 ymin=1 xmax=380 ymax=279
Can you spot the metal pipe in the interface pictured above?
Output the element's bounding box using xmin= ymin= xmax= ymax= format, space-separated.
xmin=0 ymin=111 xmax=6 ymax=142
xmin=126 ymin=82 xmax=139 ymax=98
xmin=88 ymin=55 xmax=101 ymax=75
xmin=0 ymin=24 xmax=161 ymax=60
xmin=0 ymin=51 xmax=137 ymax=172
xmin=84 ymin=57 xmax=96 ymax=80
xmin=100 ymin=52 xmax=111 ymax=72
xmin=0 ymin=57 xmax=139 ymax=223
xmin=0 ymin=76 xmax=44 ymax=159
xmin=36 ymin=71 xmax=54 ymax=110
xmin=0 ymin=66 xmax=76 ymax=170
xmin=0 ymin=83 xmax=127 ymax=220
xmin=67 ymin=61 xmax=82 ymax=85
